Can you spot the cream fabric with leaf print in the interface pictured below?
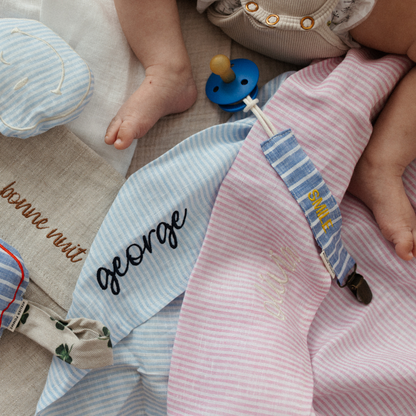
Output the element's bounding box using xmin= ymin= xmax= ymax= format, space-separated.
xmin=0 ymin=238 xmax=113 ymax=369
xmin=14 ymin=301 xmax=113 ymax=369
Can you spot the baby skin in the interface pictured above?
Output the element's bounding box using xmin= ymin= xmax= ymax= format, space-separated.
xmin=348 ymin=0 xmax=416 ymax=260
xmin=105 ymin=0 xmax=197 ymax=150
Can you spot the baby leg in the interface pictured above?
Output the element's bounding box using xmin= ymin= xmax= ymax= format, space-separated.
xmin=350 ymin=0 xmax=416 ymax=58
xmin=105 ymin=0 xmax=197 ymax=150
xmin=349 ymin=67 xmax=416 ymax=261
xmin=348 ymin=0 xmax=416 ymax=260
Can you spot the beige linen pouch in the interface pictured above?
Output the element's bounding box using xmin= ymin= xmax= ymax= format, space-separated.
xmin=0 ymin=126 xmax=125 ymax=415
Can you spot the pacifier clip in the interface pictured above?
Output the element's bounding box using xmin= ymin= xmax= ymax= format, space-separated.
xmin=261 ymin=129 xmax=372 ymax=304
xmin=206 ymin=55 xmax=372 ymax=304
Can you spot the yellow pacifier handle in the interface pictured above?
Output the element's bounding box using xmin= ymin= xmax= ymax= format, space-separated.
xmin=210 ymin=54 xmax=236 ymax=83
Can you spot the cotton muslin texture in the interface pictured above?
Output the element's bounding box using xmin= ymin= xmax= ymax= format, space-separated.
xmin=37 ymin=49 xmax=416 ymax=416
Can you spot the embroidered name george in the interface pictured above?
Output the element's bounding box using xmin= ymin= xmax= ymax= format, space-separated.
xmin=96 ymin=209 xmax=187 ymax=295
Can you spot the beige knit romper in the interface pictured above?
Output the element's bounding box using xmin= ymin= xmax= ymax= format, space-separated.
xmin=207 ymin=0 xmax=350 ymax=65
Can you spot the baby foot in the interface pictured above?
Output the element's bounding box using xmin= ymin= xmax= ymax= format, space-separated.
xmin=348 ymin=155 xmax=416 ymax=261
xmin=105 ymin=63 xmax=197 ymax=150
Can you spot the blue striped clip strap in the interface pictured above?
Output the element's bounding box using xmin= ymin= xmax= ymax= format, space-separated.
xmin=261 ymin=129 xmax=355 ymax=287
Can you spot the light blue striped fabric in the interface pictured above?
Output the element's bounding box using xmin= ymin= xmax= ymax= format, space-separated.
xmin=0 ymin=239 xmax=29 ymax=337
xmin=35 ymin=72 xmax=294 ymax=416
xmin=37 ymin=294 xmax=183 ymax=416
xmin=261 ymin=129 xmax=355 ymax=286
xmin=0 ymin=19 xmax=93 ymax=139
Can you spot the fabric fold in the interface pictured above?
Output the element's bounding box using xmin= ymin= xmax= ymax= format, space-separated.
xmin=0 ymin=238 xmax=113 ymax=370
xmin=167 ymin=49 xmax=412 ymax=415
xmin=15 ymin=301 xmax=113 ymax=369
xmin=36 ymin=74 xmax=293 ymax=415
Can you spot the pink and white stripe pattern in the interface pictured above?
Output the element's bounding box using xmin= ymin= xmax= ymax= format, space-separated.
xmin=167 ymin=49 xmax=416 ymax=415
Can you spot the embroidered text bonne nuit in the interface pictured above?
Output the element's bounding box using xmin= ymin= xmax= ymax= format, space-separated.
xmin=0 ymin=181 xmax=87 ymax=263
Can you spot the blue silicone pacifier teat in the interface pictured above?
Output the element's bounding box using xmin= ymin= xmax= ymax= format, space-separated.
xmin=206 ymin=54 xmax=259 ymax=112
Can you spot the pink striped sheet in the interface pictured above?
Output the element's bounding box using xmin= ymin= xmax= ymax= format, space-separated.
xmin=168 ymin=49 xmax=416 ymax=415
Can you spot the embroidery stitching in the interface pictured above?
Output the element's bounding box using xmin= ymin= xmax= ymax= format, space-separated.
xmin=11 ymin=27 xmax=64 ymax=95
xmin=0 ymin=51 xmax=11 ymax=65
xmin=13 ymin=77 xmax=29 ymax=91
xmin=0 ymin=182 xmax=87 ymax=264
xmin=255 ymin=247 xmax=300 ymax=321
xmin=96 ymin=209 xmax=188 ymax=295
xmin=261 ymin=129 xmax=356 ymax=286
xmin=46 ymin=230 xmax=87 ymax=263
xmin=0 ymin=25 xmax=93 ymax=132
xmin=308 ymin=189 xmax=333 ymax=233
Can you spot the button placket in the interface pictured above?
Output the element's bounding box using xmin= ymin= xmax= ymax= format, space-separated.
xmin=300 ymin=16 xmax=315 ymax=30
xmin=245 ymin=2 xmax=259 ymax=12
xmin=266 ymin=14 xmax=280 ymax=26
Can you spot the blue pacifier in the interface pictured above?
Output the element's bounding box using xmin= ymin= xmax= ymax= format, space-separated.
xmin=206 ymin=55 xmax=259 ymax=112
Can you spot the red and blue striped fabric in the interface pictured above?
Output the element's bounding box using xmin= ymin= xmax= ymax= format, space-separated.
xmin=0 ymin=239 xmax=29 ymax=335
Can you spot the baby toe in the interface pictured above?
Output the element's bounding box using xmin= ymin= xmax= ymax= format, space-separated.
xmin=105 ymin=116 xmax=123 ymax=145
xmin=113 ymin=121 xmax=140 ymax=150
xmin=392 ymin=228 xmax=415 ymax=261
